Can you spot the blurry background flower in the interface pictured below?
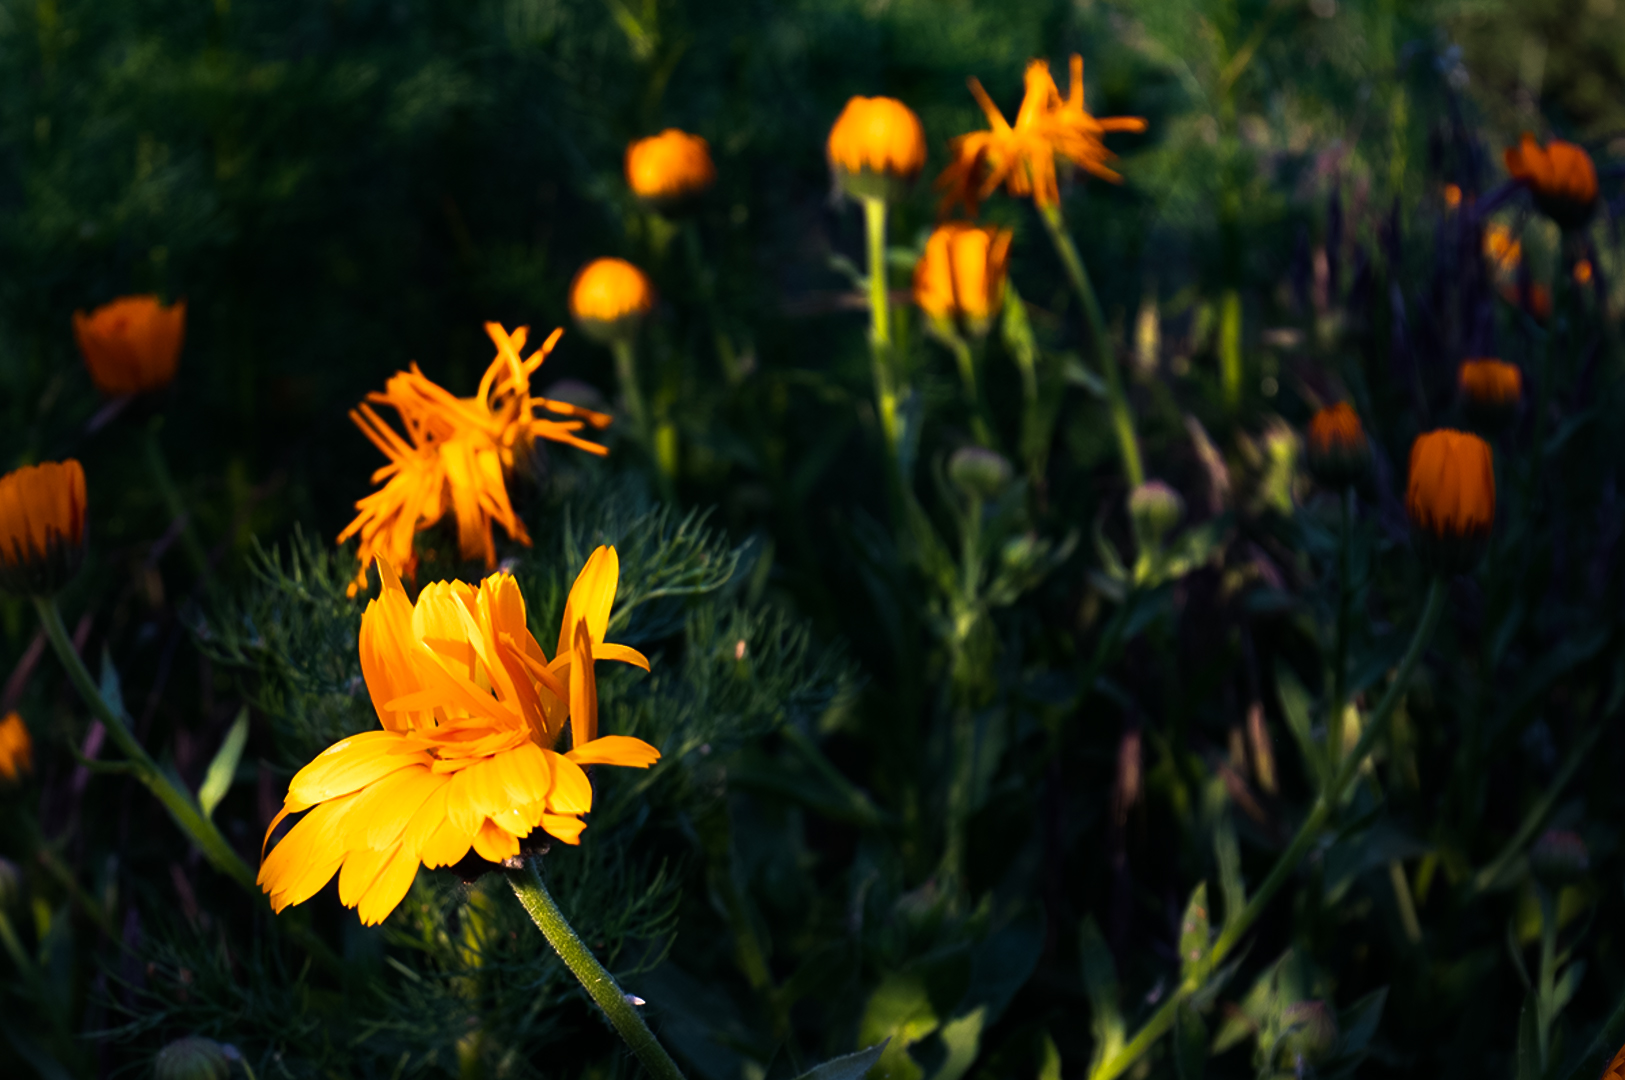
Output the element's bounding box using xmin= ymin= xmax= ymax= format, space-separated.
xmin=626 ymin=129 xmax=716 ymax=213
xmin=72 ymin=295 xmax=185 ymax=396
xmin=1305 ymin=402 xmax=1370 ymax=489
xmin=913 ymin=222 xmax=1013 ymax=339
xmin=0 ymin=712 xmax=31 ymax=782
xmin=826 ymin=95 xmax=926 ymax=202
xmin=1458 ymin=358 xmax=1522 ymax=432
xmin=569 ymin=258 xmax=656 ymax=344
xmin=0 ymin=459 xmax=87 ymax=597
xmin=1407 ymin=429 xmax=1496 ymax=575
xmin=1504 ymin=134 xmax=1599 ymax=229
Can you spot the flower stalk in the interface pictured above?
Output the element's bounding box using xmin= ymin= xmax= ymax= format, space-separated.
xmin=862 ymin=194 xmax=901 ymax=459
xmin=508 ymin=859 xmax=687 ymax=1080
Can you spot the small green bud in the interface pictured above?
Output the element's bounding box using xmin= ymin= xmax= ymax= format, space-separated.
xmin=948 ymin=447 xmax=1014 ymax=501
xmin=1277 ymin=1000 xmax=1338 ymax=1067
xmin=1128 ymin=481 xmax=1184 ymax=550
xmin=1530 ymin=829 xmax=1589 ymax=887
xmin=154 ymin=1037 xmax=234 ymax=1080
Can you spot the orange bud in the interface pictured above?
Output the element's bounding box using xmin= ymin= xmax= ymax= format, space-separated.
xmin=0 ymin=460 xmax=87 ymax=597
xmin=1575 ymin=259 xmax=1594 ymax=285
xmin=827 ymin=96 xmax=927 ymax=201
xmin=1305 ymin=403 xmax=1369 ymax=488
xmin=1457 ymin=359 xmax=1522 ymax=433
xmin=0 ymin=713 xmax=31 ymax=783
xmin=912 ymin=222 xmax=1014 ymax=335
xmin=1407 ymin=429 xmax=1495 ymax=575
xmin=569 ymin=258 xmax=655 ymax=344
xmin=72 ymin=295 xmax=185 ymax=396
xmin=1442 ymin=183 xmax=1463 ymax=211
xmin=1504 ymin=134 xmax=1598 ymax=230
xmin=625 ymin=129 xmax=716 ymax=209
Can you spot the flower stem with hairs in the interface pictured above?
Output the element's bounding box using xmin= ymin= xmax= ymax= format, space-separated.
xmin=862 ymin=195 xmax=901 ymax=461
xmin=508 ymin=859 xmax=687 ymax=1080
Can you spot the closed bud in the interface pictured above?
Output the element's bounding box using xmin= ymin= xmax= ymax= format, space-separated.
xmin=1530 ymin=829 xmax=1589 ymax=887
xmin=827 ymin=96 xmax=926 ymax=203
xmin=625 ymin=129 xmax=716 ymax=215
xmin=1278 ymin=1000 xmax=1338 ymax=1067
xmin=73 ymin=295 xmax=185 ymax=397
xmin=913 ymin=223 xmax=1013 ymax=339
xmin=1458 ymin=359 xmax=1522 ymax=434
xmin=1128 ymin=481 xmax=1184 ymax=551
xmin=948 ymin=447 xmax=1013 ymax=501
xmin=569 ymin=259 xmax=655 ymax=345
xmin=1305 ymin=403 xmax=1369 ymax=489
xmin=154 ymin=1037 xmax=235 ymax=1080
xmin=0 ymin=460 xmax=88 ymax=598
xmin=1407 ymin=429 xmax=1495 ymax=576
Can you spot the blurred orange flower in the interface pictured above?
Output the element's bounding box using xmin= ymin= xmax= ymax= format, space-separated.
xmin=0 ymin=459 xmax=87 ymax=598
xmin=1458 ymin=359 xmax=1521 ymax=432
xmin=73 ymin=296 xmax=186 ymax=396
xmin=0 ymin=713 xmax=31 ymax=782
xmin=259 ymin=547 xmax=659 ymax=925
xmin=1483 ymin=223 xmax=1521 ymax=275
xmin=827 ymin=96 xmax=927 ymax=199
xmin=1504 ymin=134 xmax=1598 ymax=230
xmin=569 ymin=259 xmax=656 ymax=344
xmin=913 ymin=222 xmax=1014 ymax=334
xmin=626 ymin=129 xmax=716 ymax=206
xmin=1305 ymin=403 xmax=1369 ymax=487
xmin=1408 ymin=429 xmax=1495 ymax=574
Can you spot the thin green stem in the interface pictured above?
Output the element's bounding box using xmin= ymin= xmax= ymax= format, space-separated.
xmin=862 ymin=196 xmax=900 ymax=458
xmin=1329 ymin=486 xmax=1355 ymax=769
xmin=1038 ymin=202 xmax=1144 ymax=487
xmin=945 ymin=335 xmax=996 ymax=448
xmin=508 ymin=860 xmax=687 ymax=1080
xmin=1088 ymin=579 xmax=1447 ymax=1080
xmin=612 ymin=338 xmax=652 ymax=454
xmin=1537 ymin=886 xmax=1558 ymax=1071
xmin=145 ymin=420 xmax=212 ymax=579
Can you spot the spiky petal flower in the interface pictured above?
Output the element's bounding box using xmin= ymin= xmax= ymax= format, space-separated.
xmin=259 ymin=546 xmax=659 ymax=925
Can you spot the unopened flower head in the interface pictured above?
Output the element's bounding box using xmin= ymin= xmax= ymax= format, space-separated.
xmin=913 ymin=222 xmax=1014 ymax=338
xmin=1407 ymin=429 xmax=1495 ymax=576
xmin=1305 ymin=402 xmax=1370 ymax=489
xmin=259 ymin=546 xmax=660 ymax=925
xmin=827 ymin=96 xmax=927 ymax=202
xmin=1457 ymin=359 xmax=1522 ymax=433
xmin=73 ymin=295 xmax=186 ymax=397
xmin=0 ymin=713 xmax=31 ymax=783
xmin=948 ymin=446 xmax=1014 ymax=500
xmin=339 ymin=324 xmax=611 ymax=595
xmin=0 ymin=460 xmax=88 ymax=597
xmin=1128 ymin=480 xmax=1184 ymax=550
xmin=626 ymin=129 xmax=716 ymax=212
xmin=1504 ymin=134 xmax=1598 ymax=230
xmin=570 ymin=258 xmax=656 ymax=345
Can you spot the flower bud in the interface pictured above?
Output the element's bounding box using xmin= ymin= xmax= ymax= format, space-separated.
xmin=1407 ymin=429 xmax=1495 ymax=577
xmin=1530 ymin=829 xmax=1589 ymax=887
xmin=1128 ymin=481 xmax=1184 ymax=551
xmin=0 ymin=460 xmax=88 ymax=597
xmin=0 ymin=713 xmax=32 ymax=783
xmin=569 ymin=259 xmax=655 ymax=345
xmin=913 ymin=223 xmax=1014 ymax=339
xmin=153 ymin=1037 xmax=234 ymax=1080
xmin=625 ymin=129 xmax=716 ymax=214
xmin=1277 ymin=1000 xmax=1338 ymax=1067
xmin=827 ymin=96 xmax=927 ymax=203
xmin=1457 ymin=359 xmax=1522 ymax=434
xmin=1504 ymin=134 xmax=1598 ymax=231
xmin=1305 ymin=403 xmax=1369 ymax=489
xmin=73 ymin=295 xmax=185 ymax=396
xmin=948 ymin=446 xmax=1013 ymax=501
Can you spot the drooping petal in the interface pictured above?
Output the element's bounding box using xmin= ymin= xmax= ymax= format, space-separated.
xmin=545 ymin=750 xmax=593 ymax=815
xmin=472 ymin=818 xmax=521 ymax=862
xmin=567 ymin=734 xmax=662 ymax=769
xmin=540 ymin=812 xmax=587 ymax=845
xmin=356 ymin=842 xmax=422 ymax=926
xmin=556 ymin=546 xmax=619 ymax=658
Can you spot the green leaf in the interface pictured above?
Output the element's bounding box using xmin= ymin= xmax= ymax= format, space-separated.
xmin=1274 ymin=661 xmax=1323 ymax=792
xmin=1037 ymin=1034 xmax=1062 ymax=1080
xmin=792 ymin=1042 xmax=888 ymax=1080
xmin=1515 ymin=992 xmax=1541 ymax=1080
xmin=1337 ymin=987 xmax=1388 ymax=1057
xmin=858 ymin=973 xmax=939 ymax=1080
xmin=1214 ymin=818 xmax=1246 ymax=930
xmin=933 ymin=1006 xmax=986 ymax=1080
xmin=1173 ymin=1003 xmax=1208 ymax=1080
xmin=1080 ymin=917 xmax=1124 ymax=1069
xmin=1179 ymin=881 xmax=1211 ymax=981
xmin=99 ymin=647 xmax=126 ymax=724
xmin=198 ymin=709 xmax=251 ymax=819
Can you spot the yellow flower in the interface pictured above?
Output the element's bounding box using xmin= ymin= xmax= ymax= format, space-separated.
xmin=912 ymin=222 xmax=1014 ymax=336
xmin=0 ymin=459 xmax=88 ymax=597
xmin=937 ymin=54 xmax=1145 ymax=217
xmin=259 ymin=546 xmax=660 ymax=925
xmin=0 ymin=712 xmax=32 ymax=782
xmin=338 ymin=324 xmax=612 ymax=596
xmin=626 ymin=129 xmax=716 ymax=208
xmin=72 ymin=295 xmax=186 ymax=396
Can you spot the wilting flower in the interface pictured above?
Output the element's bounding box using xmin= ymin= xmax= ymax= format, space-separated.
xmin=338 ymin=324 xmax=611 ymax=595
xmin=0 ymin=460 xmax=88 ymax=597
xmin=570 ymin=259 xmax=656 ymax=345
xmin=0 ymin=713 xmax=32 ymax=783
xmin=1504 ymin=134 xmax=1598 ymax=230
xmin=1457 ymin=359 xmax=1522 ymax=432
xmin=1407 ymin=429 xmax=1495 ymax=576
xmin=626 ymin=129 xmax=716 ymax=211
xmin=913 ymin=223 xmax=1014 ymax=337
xmin=937 ymin=54 xmax=1146 ymax=217
xmin=73 ymin=296 xmax=186 ymax=397
xmin=1304 ymin=403 xmax=1370 ymax=489
xmin=827 ymin=96 xmax=928 ymax=202
xmin=259 ymin=547 xmax=660 ymax=925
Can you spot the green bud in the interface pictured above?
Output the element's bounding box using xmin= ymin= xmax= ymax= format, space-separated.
xmin=154 ymin=1037 xmax=234 ymax=1080
xmin=1129 ymin=481 xmax=1184 ymax=550
xmin=948 ymin=447 xmax=1014 ymax=501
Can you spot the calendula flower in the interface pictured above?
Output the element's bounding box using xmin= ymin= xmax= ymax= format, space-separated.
xmin=72 ymin=296 xmax=186 ymax=396
xmin=827 ymin=96 xmax=927 ymax=202
xmin=913 ymin=222 xmax=1014 ymax=337
xmin=0 ymin=459 xmax=88 ymax=597
xmin=1304 ymin=403 xmax=1370 ymax=488
xmin=1504 ymin=134 xmax=1598 ymax=230
xmin=1606 ymin=1042 xmax=1625 ymax=1080
xmin=339 ymin=324 xmax=611 ymax=596
xmin=937 ymin=54 xmax=1145 ymax=217
xmin=1407 ymin=429 xmax=1495 ymax=576
xmin=1483 ymin=223 xmax=1522 ymax=277
xmin=0 ymin=713 xmax=32 ymax=782
xmin=259 ymin=547 xmax=660 ymax=925
xmin=626 ymin=129 xmax=716 ymax=210
xmin=1442 ymin=183 xmax=1463 ymax=211
xmin=1457 ymin=359 xmax=1522 ymax=432
xmin=1574 ymin=259 xmax=1594 ymax=286
xmin=570 ymin=259 xmax=656 ymax=345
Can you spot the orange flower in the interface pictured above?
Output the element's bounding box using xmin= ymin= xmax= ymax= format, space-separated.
xmin=827 ymin=96 xmax=927 ymax=201
xmin=72 ymin=296 xmax=185 ymax=396
xmin=1574 ymin=259 xmax=1594 ymax=286
xmin=937 ymin=54 xmax=1145 ymax=217
xmin=1483 ymin=223 xmax=1522 ymax=277
xmin=259 ymin=547 xmax=659 ymax=925
xmin=0 ymin=459 xmax=87 ymax=597
xmin=569 ymin=259 xmax=656 ymax=344
xmin=1407 ymin=429 xmax=1495 ymax=575
xmin=338 ymin=324 xmax=611 ymax=596
xmin=1498 ymin=281 xmax=1551 ymax=325
xmin=1504 ymin=134 xmax=1598 ymax=230
xmin=0 ymin=712 xmax=31 ymax=783
xmin=1442 ymin=183 xmax=1463 ymax=211
xmin=1602 ymin=1041 xmax=1625 ymax=1080
xmin=1458 ymin=359 xmax=1522 ymax=433
xmin=913 ymin=222 xmax=1014 ymax=335
xmin=1305 ymin=403 xmax=1370 ymax=488
xmin=626 ymin=129 xmax=716 ymax=208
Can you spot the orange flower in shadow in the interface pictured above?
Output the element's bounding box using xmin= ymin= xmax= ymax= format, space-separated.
xmin=73 ymin=296 xmax=185 ymax=396
xmin=1407 ymin=429 xmax=1495 ymax=575
xmin=0 ymin=460 xmax=87 ymax=597
xmin=1305 ymin=403 xmax=1369 ymax=488
xmin=0 ymin=712 xmax=31 ymax=782
xmin=1504 ymin=134 xmax=1598 ymax=230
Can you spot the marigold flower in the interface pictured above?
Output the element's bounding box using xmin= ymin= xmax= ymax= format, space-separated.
xmin=1504 ymin=134 xmax=1599 ymax=230
xmin=1603 ymin=1038 xmax=1625 ymax=1080
xmin=0 ymin=713 xmax=32 ymax=782
xmin=1407 ymin=429 xmax=1495 ymax=576
xmin=913 ymin=222 xmax=1014 ymax=336
xmin=826 ymin=96 xmax=927 ymax=203
xmin=339 ymin=324 xmax=611 ymax=595
xmin=0 ymin=460 xmax=87 ymax=597
xmin=1457 ymin=359 xmax=1522 ymax=432
xmin=937 ymin=54 xmax=1145 ymax=217
xmin=1442 ymin=183 xmax=1463 ymax=211
xmin=626 ymin=129 xmax=716 ymax=210
xmin=259 ymin=547 xmax=660 ymax=925
xmin=1483 ymin=223 xmax=1521 ymax=277
xmin=1304 ymin=403 xmax=1369 ymax=488
xmin=569 ymin=259 xmax=656 ymax=345
xmin=72 ymin=295 xmax=185 ymax=396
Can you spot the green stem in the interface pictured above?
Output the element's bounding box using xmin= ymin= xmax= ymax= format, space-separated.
xmin=612 ymin=338 xmax=652 ymax=454
xmin=1537 ymin=886 xmax=1558 ymax=1071
xmin=681 ymin=220 xmax=740 ymax=385
xmin=946 ymin=335 xmax=996 ymax=448
xmin=145 ymin=420 xmax=212 ymax=579
xmin=1329 ymin=486 xmax=1355 ymax=772
xmin=1038 ymin=202 xmax=1144 ymax=488
xmin=508 ymin=860 xmax=687 ymax=1080
xmin=1088 ymin=579 xmax=1447 ymax=1080
xmin=862 ymin=195 xmax=901 ymax=459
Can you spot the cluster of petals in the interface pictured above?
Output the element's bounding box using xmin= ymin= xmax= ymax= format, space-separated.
xmin=72 ymin=295 xmax=186 ymax=396
xmin=339 ymin=323 xmax=612 ymax=595
xmin=937 ymin=54 xmax=1145 ymax=217
xmin=1457 ymin=359 xmax=1522 ymax=407
xmin=259 ymin=546 xmax=660 ymax=925
xmin=826 ymin=96 xmax=928 ymax=181
xmin=1306 ymin=402 xmax=1366 ymax=457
